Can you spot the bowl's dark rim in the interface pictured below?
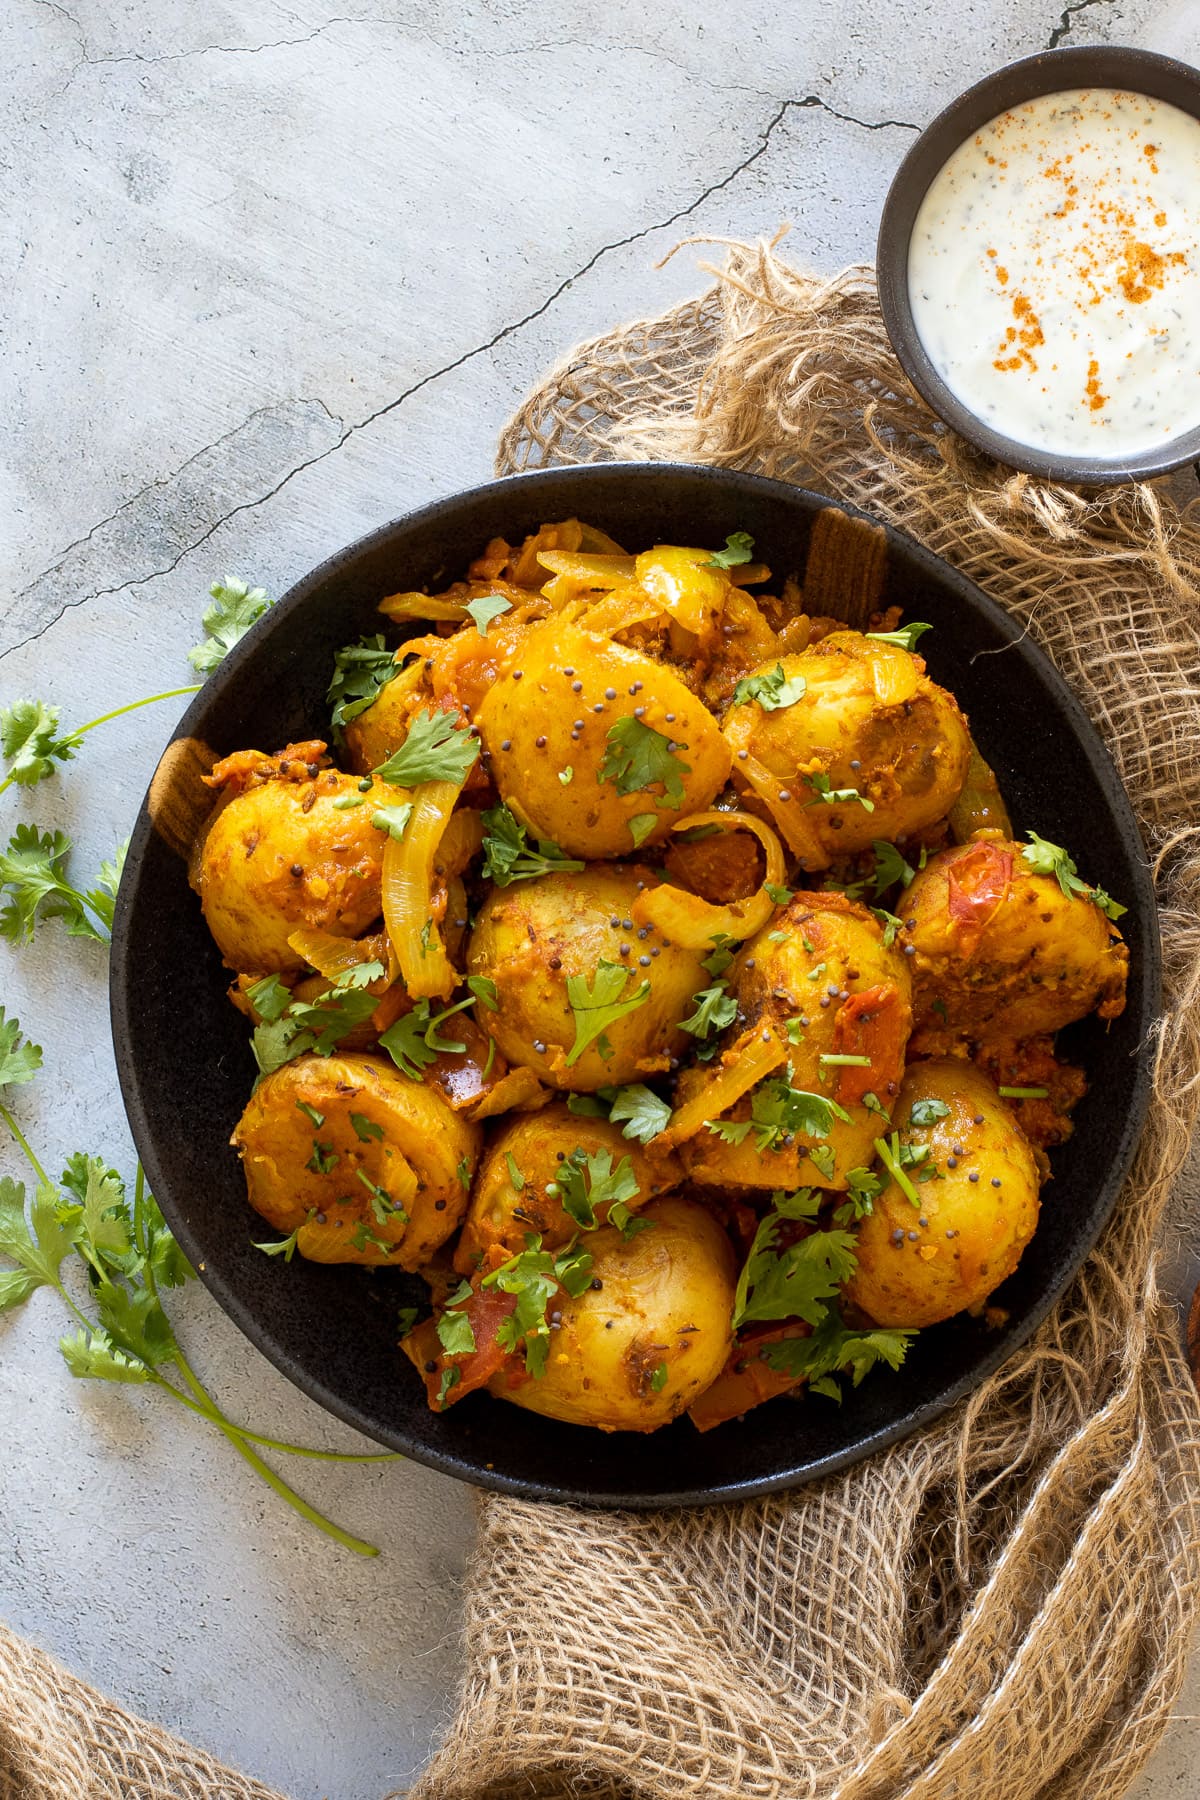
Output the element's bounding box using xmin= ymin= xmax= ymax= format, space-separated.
xmin=109 ymin=462 xmax=1162 ymax=1508
xmin=877 ymin=44 xmax=1200 ymax=486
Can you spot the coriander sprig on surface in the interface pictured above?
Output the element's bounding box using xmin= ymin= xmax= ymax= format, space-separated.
xmin=0 ymin=1012 xmax=398 ymax=1555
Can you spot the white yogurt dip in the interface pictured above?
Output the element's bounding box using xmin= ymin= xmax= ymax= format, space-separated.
xmin=908 ymin=88 xmax=1200 ymax=458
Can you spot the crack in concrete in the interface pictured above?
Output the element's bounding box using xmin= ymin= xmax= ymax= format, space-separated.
xmin=1046 ymin=0 xmax=1115 ymax=50
xmin=6 ymin=88 xmax=916 ymax=656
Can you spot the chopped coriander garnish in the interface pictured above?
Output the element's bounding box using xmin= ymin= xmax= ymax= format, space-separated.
xmin=763 ymin=882 xmax=794 ymax=905
xmin=873 ymin=1133 xmax=920 ymax=1206
xmin=455 ymin=1155 xmax=472 ymax=1192
xmin=628 ymin=812 xmax=658 ymax=848
xmin=865 ymin=622 xmax=932 ymax=652
xmin=650 ymin=1361 xmax=669 ymax=1392
xmin=332 ymin=793 xmax=366 ymax=810
xmin=468 ymin=974 xmax=499 ymax=1011
xmin=558 ymin=766 xmax=573 ymax=785
xmin=705 ymin=531 xmax=755 ymax=569
xmin=327 ymin=635 xmax=396 ymax=730
xmin=547 ymin=1146 xmax=640 ymax=1234
xmin=378 ymin=996 xmax=472 ymax=1080
xmin=733 ymin=1207 xmax=857 ymax=1329
xmin=436 ymin=1306 xmax=477 ymax=1357
xmin=306 ymin=1140 xmax=339 ymax=1175
xmin=819 ymin=1053 xmax=872 ymax=1071
xmin=760 ymin=1306 xmax=914 ymax=1398
xmin=871 ymin=906 xmax=903 ymax=946
xmin=732 ymin=663 xmax=806 ymax=711
xmin=802 ymin=772 xmax=874 ymax=812
xmin=909 ymin=1098 xmax=950 ymax=1126
xmin=505 ymin=1153 xmax=526 ymax=1192
xmin=598 ymin=717 xmax=690 ymax=810
xmin=998 ymin=1085 xmax=1049 ymax=1100
xmin=703 ymin=933 xmax=737 ymax=977
xmin=1021 ymin=832 xmax=1126 ymax=921
xmin=371 ymin=803 xmax=413 ymax=840
xmin=564 ymin=962 xmax=651 ymax=1067
xmin=464 ymin=593 xmax=512 ymax=636
xmin=350 ymin=1112 xmax=384 ymax=1143
xmin=871 ymin=839 xmax=915 ymax=894
xmin=374 ymin=707 xmax=479 ymax=787
xmin=480 ymin=803 xmax=584 ymax=885
xmin=679 ymin=980 xmax=739 ymax=1043
xmin=566 ymin=1084 xmax=672 ymax=1145
xmin=482 ymin=1236 xmax=595 ymax=1377
xmin=254 ymin=1225 xmax=302 ymax=1261
xmin=188 ymin=578 xmax=272 ymax=674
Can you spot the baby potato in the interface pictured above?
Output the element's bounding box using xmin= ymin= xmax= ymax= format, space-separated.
xmin=341 ymin=661 xmax=422 ymax=775
xmin=196 ymin=761 xmax=386 ymax=973
xmin=489 ymin=1193 xmax=736 ymax=1431
xmin=475 ymin=619 xmax=731 ymax=858
xmin=722 ymin=633 xmax=971 ymax=863
xmin=905 ymin=838 xmax=1129 ymax=1037
xmin=232 ymin=1052 xmax=481 ymax=1269
xmin=467 ymin=865 xmax=709 ymax=1092
xmin=681 ymin=892 xmax=913 ymax=1191
xmin=846 ymin=1059 xmax=1041 ymax=1328
xmin=454 ymin=1102 xmax=681 ymax=1272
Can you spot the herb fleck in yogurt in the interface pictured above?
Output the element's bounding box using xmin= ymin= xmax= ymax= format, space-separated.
xmin=908 ymin=88 xmax=1200 ymax=457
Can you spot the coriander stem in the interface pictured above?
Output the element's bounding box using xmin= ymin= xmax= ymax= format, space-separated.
xmin=0 ymin=687 xmax=204 ymax=798
xmin=0 ymin=1101 xmax=51 ymax=1186
xmin=873 ymin=1135 xmax=920 ymax=1207
xmin=165 ymin=1349 xmax=401 ymax=1461
xmin=171 ymin=1359 xmax=381 ymax=1556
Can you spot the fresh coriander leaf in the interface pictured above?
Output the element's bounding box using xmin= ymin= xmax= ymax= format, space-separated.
xmin=784 ymin=1016 xmax=808 ymax=1045
xmin=703 ymin=933 xmax=737 ymax=977
xmin=306 ymin=1140 xmax=339 ymax=1175
xmin=862 ymin=1091 xmax=891 ymax=1124
xmin=60 ymin=1327 xmax=152 ymax=1383
xmin=707 ymin=1117 xmax=753 ymax=1146
xmin=763 ymin=882 xmax=793 ymax=905
xmin=834 ymin=1167 xmax=884 ymax=1225
xmin=327 ymin=635 xmax=397 ymax=730
xmin=0 ymin=824 xmax=112 ymax=945
xmin=1021 ymin=832 xmax=1127 ymax=921
xmin=95 ymin=1279 xmax=178 ymax=1367
xmin=705 ymin=531 xmax=755 ymax=569
xmin=742 ymin=1078 xmax=851 ymax=1153
xmin=679 ymin=981 xmax=738 ymax=1042
xmin=0 ymin=701 xmax=81 ymax=787
xmin=378 ymin=996 xmax=471 ymax=1080
xmin=871 ymin=840 xmax=915 ymax=895
xmin=771 ymin=1186 xmax=822 ymax=1220
xmin=188 ymin=578 xmax=272 ymax=675
xmin=0 ymin=1268 xmax=40 ymax=1312
xmin=251 ymin=984 xmax=379 ymax=1076
xmin=997 ymin=1084 xmax=1049 ymax=1099
xmin=558 ymin=766 xmax=573 ymax=785
xmin=650 ymin=1361 xmax=669 ymax=1392
xmin=247 ymin=974 xmax=292 ymax=1023
xmin=333 ymin=793 xmax=365 ymax=810
xmin=485 ymin=1235 xmax=594 ymax=1376
xmin=468 ymin=974 xmax=499 ymax=1011
xmin=464 ymin=593 xmax=512 ymax=636
xmin=296 ymin=1101 xmax=325 ymax=1128
xmin=760 ymin=1304 xmax=914 ymax=1391
xmin=0 ymin=1010 xmax=42 ymax=1092
xmin=397 ymin=1305 xmax=420 ymax=1336
xmin=350 ymin=1112 xmax=385 ymax=1142
xmin=909 ymin=1098 xmax=950 ymax=1127
xmin=871 ymin=906 xmax=903 ymax=946
xmin=865 ymin=622 xmax=932 ymax=652
xmin=598 ymin=717 xmax=690 ymax=810
xmin=456 ymin=1154 xmax=472 ymax=1192
xmin=564 ymin=961 xmax=651 ymax=1067
xmin=333 ymin=959 xmax=386 ymax=990
xmin=809 ymin=1144 xmax=837 ymax=1182
xmin=479 ymin=803 xmax=584 ymax=885
xmin=504 ymin=1152 xmax=526 ymax=1192
xmin=874 ymin=1133 xmax=921 ymax=1206
xmin=349 ymin=1219 xmax=395 ymax=1254
xmin=141 ymin=1192 xmax=194 ymax=1289
xmin=802 ymin=772 xmax=874 ymax=813
xmin=548 ymin=1147 xmax=639 ymax=1233
xmin=606 ymin=1084 xmax=671 ymax=1145
xmin=436 ymin=1306 xmax=477 ymax=1356
xmin=63 ymin=1154 xmax=132 ymax=1264
xmin=437 ymin=1365 xmax=461 ymax=1407
xmin=734 ymin=1212 xmax=858 ymax=1328
xmin=629 ymin=813 xmax=658 ymax=849
xmin=374 ymin=707 xmax=479 ymax=786
xmin=371 ymin=803 xmax=413 ymax=841
xmin=732 ymin=663 xmax=806 ymax=711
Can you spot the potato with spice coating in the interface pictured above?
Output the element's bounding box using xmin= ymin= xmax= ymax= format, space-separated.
xmin=467 ymin=865 xmax=709 ymax=1092
xmin=476 ymin=619 xmax=731 ymax=859
xmin=232 ymin=1052 xmax=481 ymax=1268
xmin=722 ymin=633 xmax=971 ymax=867
xmin=488 ymin=1193 xmax=736 ymax=1431
xmin=846 ymin=1059 xmax=1040 ymax=1328
xmin=194 ymin=744 xmax=386 ymax=973
xmin=904 ymin=838 xmax=1128 ymax=1038
xmin=454 ymin=1102 xmax=681 ymax=1273
xmin=679 ymin=892 xmax=912 ymax=1190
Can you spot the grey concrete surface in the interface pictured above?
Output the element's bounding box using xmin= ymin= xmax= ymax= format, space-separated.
xmin=2 ymin=1 xmax=1198 ymax=1795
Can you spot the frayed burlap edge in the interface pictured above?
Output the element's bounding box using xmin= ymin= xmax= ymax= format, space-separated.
xmin=413 ymin=242 xmax=1200 ymax=1800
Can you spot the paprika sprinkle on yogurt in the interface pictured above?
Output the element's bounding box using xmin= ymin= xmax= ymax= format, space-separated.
xmin=907 ymin=88 xmax=1200 ymax=458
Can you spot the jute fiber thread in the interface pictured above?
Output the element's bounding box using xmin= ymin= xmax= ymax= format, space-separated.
xmin=2 ymin=241 xmax=1199 ymax=1800
xmin=414 ymin=244 xmax=1200 ymax=1800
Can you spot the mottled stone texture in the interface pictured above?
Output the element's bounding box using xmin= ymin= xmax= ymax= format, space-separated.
xmin=1 ymin=1 xmax=1196 ymax=1795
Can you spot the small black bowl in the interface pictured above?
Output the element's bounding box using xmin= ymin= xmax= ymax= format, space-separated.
xmin=877 ymin=45 xmax=1200 ymax=484
xmin=110 ymin=463 xmax=1160 ymax=1508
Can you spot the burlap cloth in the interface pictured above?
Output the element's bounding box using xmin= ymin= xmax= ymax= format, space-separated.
xmin=5 ymin=240 xmax=1200 ymax=1800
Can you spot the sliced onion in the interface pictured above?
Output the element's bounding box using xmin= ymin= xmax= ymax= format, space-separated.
xmin=536 ymin=550 xmax=636 ymax=587
xmin=721 ymin=712 xmax=829 ymax=870
xmin=663 ymin=1028 xmax=786 ymax=1147
xmin=286 ymin=928 xmax=391 ymax=988
xmin=381 ymin=779 xmax=464 ymax=1000
xmin=436 ymin=807 xmax=484 ymax=876
xmin=466 ymin=1066 xmax=548 ymax=1122
xmin=631 ymin=810 xmax=785 ymax=949
xmin=578 ymin=588 xmax=663 ymax=636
